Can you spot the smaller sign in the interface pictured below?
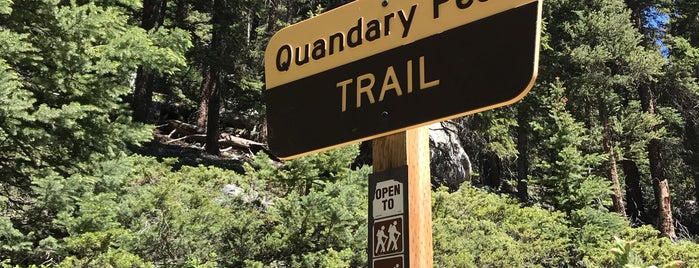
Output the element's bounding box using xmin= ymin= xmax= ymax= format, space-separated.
xmin=372 ymin=180 xmax=404 ymax=219
xmin=373 ymin=255 xmax=404 ymax=268
xmin=373 ymin=215 xmax=404 ymax=257
xmin=369 ymin=166 xmax=409 ymax=268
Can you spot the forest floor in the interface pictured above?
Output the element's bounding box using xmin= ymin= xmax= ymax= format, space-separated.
xmin=135 ymin=120 xmax=276 ymax=172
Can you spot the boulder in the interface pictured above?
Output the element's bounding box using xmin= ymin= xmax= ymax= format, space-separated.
xmin=429 ymin=121 xmax=472 ymax=190
xmin=351 ymin=121 xmax=472 ymax=190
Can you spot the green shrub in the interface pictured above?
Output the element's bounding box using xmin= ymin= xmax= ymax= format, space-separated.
xmin=432 ymin=186 xmax=571 ymax=267
xmin=584 ymin=225 xmax=699 ymax=267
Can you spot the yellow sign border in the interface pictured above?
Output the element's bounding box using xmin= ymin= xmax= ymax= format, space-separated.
xmin=265 ymin=0 xmax=537 ymax=89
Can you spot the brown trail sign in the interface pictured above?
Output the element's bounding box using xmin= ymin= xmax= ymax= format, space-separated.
xmin=264 ymin=0 xmax=542 ymax=267
xmin=265 ymin=0 xmax=542 ymax=159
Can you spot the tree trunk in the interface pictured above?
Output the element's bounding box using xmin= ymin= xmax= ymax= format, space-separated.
xmin=622 ymin=160 xmax=646 ymax=223
xmin=606 ymin=134 xmax=627 ymax=217
xmin=196 ymin=66 xmax=212 ymax=129
xmin=142 ymin=0 xmax=167 ymax=30
xmin=686 ymin=119 xmax=699 ymax=204
xmin=639 ymin=84 xmax=676 ymax=239
xmin=599 ymin=97 xmax=627 ymax=217
xmin=626 ymin=0 xmax=677 ymax=239
xmin=658 ymin=180 xmax=675 ymax=239
xmin=608 ymin=141 xmax=627 ymax=217
xmin=686 ymin=120 xmax=699 ymax=235
xmin=204 ymin=69 xmax=221 ymax=155
xmin=133 ymin=67 xmax=154 ymax=123
xmin=174 ymin=0 xmax=187 ymax=26
xmin=517 ymin=104 xmax=530 ymax=203
xmin=132 ymin=0 xmax=167 ymax=123
xmin=482 ymin=152 xmax=502 ymax=190
xmin=203 ymin=0 xmax=231 ymax=156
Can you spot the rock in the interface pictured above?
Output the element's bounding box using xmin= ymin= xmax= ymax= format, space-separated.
xmin=222 ymin=184 xmax=273 ymax=207
xmin=222 ymin=184 xmax=245 ymax=196
xmin=350 ymin=121 xmax=472 ymax=190
xmin=429 ymin=121 xmax=472 ymax=190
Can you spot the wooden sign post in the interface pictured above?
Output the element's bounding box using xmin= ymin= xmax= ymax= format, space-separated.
xmin=263 ymin=0 xmax=542 ymax=267
xmin=370 ymin=127 xmax=432 ymax=267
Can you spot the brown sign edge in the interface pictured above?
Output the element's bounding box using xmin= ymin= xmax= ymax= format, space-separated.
xmin=275 ymin=0 xmax=543 ymax=160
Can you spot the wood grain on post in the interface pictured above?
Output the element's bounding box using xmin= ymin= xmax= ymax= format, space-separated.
xmin=372 ymin=126 xmax=433 ymax=267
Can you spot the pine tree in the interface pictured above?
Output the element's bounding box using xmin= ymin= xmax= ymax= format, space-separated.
xmin=0 ymin=0 xmax=190 ymax=263
xmin=540 ymin=0 xmax=672 ymax=223
xmin=662 ymin=0 xmax=699 ymax=233
xmin=531 ymin=80 xmax=609 ymax=213
xmin=625 ymin=0 xmax=699 ymax=238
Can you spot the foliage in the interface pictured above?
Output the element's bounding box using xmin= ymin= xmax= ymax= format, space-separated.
xmin=265 ymin=168 xmax=369 ymax=267
xmin=0 ymin=0 xmax=189 ymax=263
xmin=0 ymin=143 xmax=369 ymax=267
xmin=4 ymin=149 xmax=699 ymax=267
xmin=432 ymin=186 xmax=571 ymax=267
xmin=568 ymin=206 xmax=629 ymax=261
xmin=463 ymin=108 xmax=519 ymax=160
xmin=432 ymin=186 xmax=699 ymax=267
xmin=608 ymin=236 xmax=685 ymax=268
xmin=1 ymin=0 xmax=699 ymax=266
xmin=584 ymin=225 xmax=699 ymax=267
xmin=531 ymin=80 xmax=610 ymax=213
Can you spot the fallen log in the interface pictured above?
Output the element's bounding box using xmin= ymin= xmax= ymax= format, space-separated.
xmin=156 ymin=120 xmax=204 ymax=138
xmin=155 ymin=121 xmax=279 ymax=161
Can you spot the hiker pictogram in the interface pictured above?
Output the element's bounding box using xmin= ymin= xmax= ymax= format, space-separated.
xmin=375 ymin=226 xmax=388 ymax=254
xmin=373 ymin=216 xmax=403 ymax=257
xmin=387 ymin=220 xmax=401 ymax=251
